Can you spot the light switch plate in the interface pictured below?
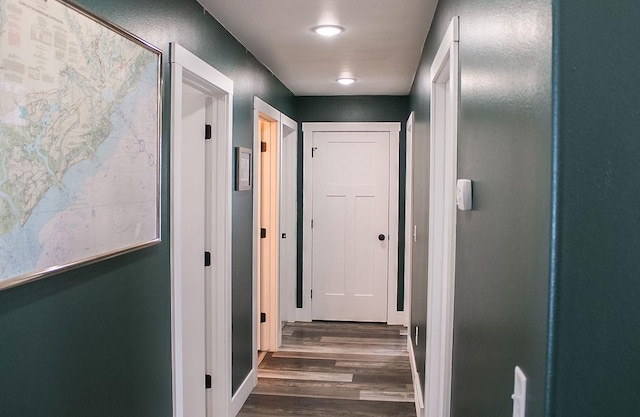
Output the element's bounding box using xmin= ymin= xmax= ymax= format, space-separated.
xmin=512 ymin=366 xmax=527 ymax=417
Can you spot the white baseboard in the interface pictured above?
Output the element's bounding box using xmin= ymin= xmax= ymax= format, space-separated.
xmin=408 ymin=336 xmax=425 ymax=417
xmin=230 ymin=369 xmax=257 ymax=416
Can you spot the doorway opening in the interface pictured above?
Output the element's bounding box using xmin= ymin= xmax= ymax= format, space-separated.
xmin=169 ymin=44 xmax=233 ymax=417
xmin=257 ymin=112 xmax=279 ymax=353
xmin=241 ymin=98 xmax=298 ymax=411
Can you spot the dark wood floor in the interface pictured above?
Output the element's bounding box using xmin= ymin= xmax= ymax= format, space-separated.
xmin=238 ymin=321 xmax=416 ymax=417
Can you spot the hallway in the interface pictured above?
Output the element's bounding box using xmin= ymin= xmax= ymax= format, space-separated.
xmin=238 ymin=321 xmax=416 ymax=416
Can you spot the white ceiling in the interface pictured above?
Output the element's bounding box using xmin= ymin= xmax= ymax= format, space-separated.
xmin=198 ymin=0 xmax=437 ymax=96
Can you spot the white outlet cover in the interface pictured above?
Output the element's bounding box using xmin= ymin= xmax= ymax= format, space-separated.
xmin=512 ymin=366 xmax=527 ymax=417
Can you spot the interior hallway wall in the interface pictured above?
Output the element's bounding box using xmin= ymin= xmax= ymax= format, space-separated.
xmin=294 ymin=95 xmax=410 ymax=310
xmin=0 ymin=0 xmax=294 ymax=415
xmin=408 ymin=0 xmax=552 ymax=415
xmin=548 ymin=1 xmax=640 ymax=415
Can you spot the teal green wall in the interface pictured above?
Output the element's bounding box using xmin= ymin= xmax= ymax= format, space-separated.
xmin=0 ymin=0 xmax=294 ymax=415
xmin=0 ymin=250 xmax=171 ymax=417
xmin=10 ymin=1 xmax=640 ymax=415
xmin=294 ymin=96 xmax=410 ymax=309
xmin=548 ymin=1 xmax=640 ymax=415
xmin=409 ymin=0 xmax=552 ymax=415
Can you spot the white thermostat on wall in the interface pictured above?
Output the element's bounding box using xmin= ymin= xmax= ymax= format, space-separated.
xmin=456 ymin=179 xmax=472 ymax=210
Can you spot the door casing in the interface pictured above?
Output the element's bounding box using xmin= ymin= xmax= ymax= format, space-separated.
xmin=170 ymin=43 xmax=233 ymax=417
xmin=404 ymin=111 xmax=415 ymax=328
xmin=279 ymin=115 xmax=298 ymax=327
xmin=301 ymin=122 xmax=401 ymax=324
xmin=423 ymin=17 xmax=459 ymax=417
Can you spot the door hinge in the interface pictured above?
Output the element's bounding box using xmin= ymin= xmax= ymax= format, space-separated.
xmin=204 ymin=251 xmax=211 ymax=267
xmin=311 ymin=219 xmax=314 ymax=229
xmin=311 ymin=290 xmax=313 ymax=299
xmin=261 ymin=141 xmax=267 ymax=152
xmin=205 ymin=124 xmax=212 ymax=140
xmin=260 ymin=312 xmax=266 ymax=323
xmin=282 ymin=233 xmax=287 ymax=239
xmin=312 ymin=146 xmax=318 ymax=157
xmin=205 ymin=374 xmax=212 ymax=389
xmin=260 ymin=228 xmax=267 ymax=239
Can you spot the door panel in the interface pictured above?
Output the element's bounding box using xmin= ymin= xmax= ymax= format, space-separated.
xmin=354 ymin=196 xmax=375 ymax=295
xmin=324 ymin=195 xmax=347 ymax=295
xmin=312 ymin=131 xmax=389 ymax=322
xmin=179 ymin=87 xmax=207 ymax=417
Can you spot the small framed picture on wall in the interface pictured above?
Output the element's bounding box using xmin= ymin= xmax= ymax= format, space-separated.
xmin=236 ymin=147 xmax=252 ymax=191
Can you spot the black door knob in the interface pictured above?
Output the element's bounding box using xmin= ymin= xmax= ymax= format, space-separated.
xmin=378 ymin=234 xmax=386 ymax=241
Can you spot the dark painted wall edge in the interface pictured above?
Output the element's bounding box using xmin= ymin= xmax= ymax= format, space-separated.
xmin=545 ymin=1 xmax=561 ymax=414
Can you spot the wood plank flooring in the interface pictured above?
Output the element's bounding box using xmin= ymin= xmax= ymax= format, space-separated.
xmin=238 ymin=321 xmax=416 ymax=417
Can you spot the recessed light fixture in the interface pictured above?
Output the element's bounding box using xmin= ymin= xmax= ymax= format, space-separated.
xmin=312 ymin=25 xmax=345 ymax=37
xmin=337 ymin=77 xmax=356 ymax=85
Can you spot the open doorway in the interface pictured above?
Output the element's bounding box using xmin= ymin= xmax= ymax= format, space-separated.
xmin=257 ymin=112 xmax=279 ymax=353
xmin=247 ymin=98 xmax=298 ymax=403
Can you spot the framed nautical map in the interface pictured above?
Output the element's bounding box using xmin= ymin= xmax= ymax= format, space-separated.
xmin=0 ymin=0 xmax=162 ymax=290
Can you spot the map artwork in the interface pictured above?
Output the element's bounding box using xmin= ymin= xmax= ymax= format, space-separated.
xmin=0 ymin=0 xmax=161 ymax=289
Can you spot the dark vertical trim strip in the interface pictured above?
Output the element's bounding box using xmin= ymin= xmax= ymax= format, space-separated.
xmin=397 ymin=134 xmax=406 ymax=311
xmin=296 ymin=125 xmax=304 ymax=308
xmin=397 ymin=245 xmax=405 ymax=311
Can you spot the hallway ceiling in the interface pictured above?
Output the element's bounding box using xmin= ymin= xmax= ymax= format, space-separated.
xmin=197 ymin=0 xmax=437 ymax=96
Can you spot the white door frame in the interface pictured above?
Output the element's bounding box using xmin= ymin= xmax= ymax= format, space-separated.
xmin=249 ymin=98 xmax=298 ymax=391
xmin=254 ymin=99 xmax=280 ymax=356
xmin=170 ymin=43 xmax=233 ymax=417
xmin=404 ymin=111 xmax=415 ymax=327
xmin=424 ymin=17 xmax=459 ymax=417
xmin=301 ymin=122 xmax=401 ymax=324
xmin=233 ymin=98 xmax=280 ymax=411
xmin=278 ymin=114 xmax=298 ymax=331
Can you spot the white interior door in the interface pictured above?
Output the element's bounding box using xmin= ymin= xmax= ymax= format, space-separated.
xmin=177 ymin=83 xmax=207 ymax=417
xmin=311 ymin=131 xmax=390 ymax=322
xmin=258 ymin=117 xmax=279 ymax=352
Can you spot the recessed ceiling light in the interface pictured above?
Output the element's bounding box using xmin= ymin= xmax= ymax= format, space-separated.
xmin=312 ymin=25 xmax=345 ymax=37
xmin=337 ymin=77 xmax=356 ymax=85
